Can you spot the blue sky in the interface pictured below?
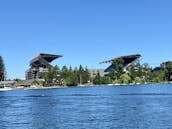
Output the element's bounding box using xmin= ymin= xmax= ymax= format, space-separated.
xmin=0 ymin=0 xmax=172 ymax=79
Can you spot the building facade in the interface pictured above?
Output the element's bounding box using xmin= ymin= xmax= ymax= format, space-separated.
xmin=26 ymin=53 xmax=62 ymax=80
xmin=100 ymin=54 xmax=141 ymax=73
xmin=89 ymin=69 xmax=105 ymax=77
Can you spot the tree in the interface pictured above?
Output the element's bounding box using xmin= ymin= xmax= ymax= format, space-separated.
xmin=141 ymin=63 xmax=152 ymax=82
xmin=151 ymin=70 xmax=165 ymax=83
xmin=101 ymin=76 xmax=111 ymax=84
xmin=162 ymin=61 xmax=172 ymax=81
xmin=66 ymin=72 xmax=78 ymax=86
xmin=52 ymin=65 xmax=62 ymax=84
xmin=108 ymin=69 xmax=116 ymax=80
xmin=43 ymin=67 xmax=54 ymax=84
xmin=129 ymin=66 xmax=139 ymax=82
xmin=120 ymin=73 xmax=131 ymax=84
xmin=77 ymin=65 xmax=90 ymax=84
xmin=43 ymin=66 xmax=62 ymax=85
xmin=78 ymin=65 xmax=84 ymax=84
xmin=112 ymin=58 xmax=124 ymax=79
xmin=129 ymin=63 xmax=152 ymax=83
xmin=61 ymin=65 xmax=69 ymax=79
xmin=93 ymin=73 xmax=101 ymax=85
xmin=82 ymin=67 xmax=90 ymax=84
xmin=133 ymin=77 xmax=142 ymax=84
xmin=53 ymin=65 xmax=60 ymax=75
xmin=0 ymin=56 xmax=6 ymax=81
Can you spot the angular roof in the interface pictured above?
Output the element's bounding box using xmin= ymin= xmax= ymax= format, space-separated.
xmin=100 ymin=54 xmax=141 ymax=64
xmin=30 ymin=53 xmax=62 ymax=67
xmin=32 ymin=53 xmax=62 ymax=62
xmin=100 ymin=54 xmax=141 ymax=72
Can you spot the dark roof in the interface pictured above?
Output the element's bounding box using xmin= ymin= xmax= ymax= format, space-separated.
xmin=30 ymin=53 xmax=62 ymax=66
xmin=37 ymin=53 xmax=62 ymax=62
xmin=101 ymin=54 xmax=141 ymax=73
xmin=100 ymin=54 xmax=141 ymax=64
xmin=152 ymin=67 xmax=161 ymax=73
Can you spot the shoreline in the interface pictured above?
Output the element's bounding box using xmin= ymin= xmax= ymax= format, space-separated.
xmin=0 ymin=82 xmax=172 ymax=92
xmin=0 ymin=86 xmax=69 ymax=91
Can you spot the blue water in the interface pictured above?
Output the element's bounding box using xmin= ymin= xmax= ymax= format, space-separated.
xmin=0 ymin=84 xmax=172 ymax=129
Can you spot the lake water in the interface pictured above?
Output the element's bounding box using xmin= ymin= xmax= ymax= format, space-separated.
xmin=0 ymin=84 xmax=172 ymax=129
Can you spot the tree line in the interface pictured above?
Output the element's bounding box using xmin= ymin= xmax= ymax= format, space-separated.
xmin=43 ymin=59 xmax=172 ymax=86
xmin=1 ymin=54 xmax=172 ymax=86
xmin=93 ymin=58 xmax=172 ymax=85
xmin=43 ymin=65 xmax=90 ymax=86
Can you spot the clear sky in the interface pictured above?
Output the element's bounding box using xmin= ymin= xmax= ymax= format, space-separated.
xmin=0 ymin=0 xmax=172 ymax=79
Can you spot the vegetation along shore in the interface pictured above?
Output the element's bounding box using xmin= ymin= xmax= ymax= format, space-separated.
xmin=1 ymin=53 xmax=172 ymax=90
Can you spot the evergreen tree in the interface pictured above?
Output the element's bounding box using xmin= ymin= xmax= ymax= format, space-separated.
xmin=0 ymin=56 xmax=6 ymax=81
xmin=93 ymin=73 xmax=101 ymax=85
xmin=120 ymin=73 xmax=131 ymax=84
xmin=82 ymin=67 xmax=90 ymax=84
xmin=163 ymin=61 xmax=172 ymax=81
xmin=69 ymin=66 xmax=73 ymax=74
xmin=108 ymin=69 xmax=116 ymax=80
xmin=61 ymin=65 xmax=69 ymax=79
xmin=66 ymin=72 xmax=78 ymax=86
xmin=43 ymin=67 xmax=54 ymax=84
xmin=78 ymin=65 xmax=84 ymax=84
xmin=101 ymin=76 xmax=111 ymax=84
xmin=53 ymin=65 xmax=60 ymax=75
xmin=112 ymin=58 xmax=124 ymax=79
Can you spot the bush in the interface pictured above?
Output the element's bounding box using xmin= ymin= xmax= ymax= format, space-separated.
xmin=120 ymin=74 xmax=131 ymax=84
xmin=66 ymin=73 xmax=78 ymax=86
xmin=101 ymin=76 xmax=111 ymax=84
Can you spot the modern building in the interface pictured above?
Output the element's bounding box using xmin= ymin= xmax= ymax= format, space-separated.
xmin=26 ymin=53 xmax=62 ymax=80
xmin=89 ymin=69 xmax=105 ymax=77
xmin=100 ymin=54 xmax=141 ymax=73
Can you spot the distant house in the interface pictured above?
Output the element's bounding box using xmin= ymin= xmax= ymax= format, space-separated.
xmin=0 ymin=81 xmax=16 ymax=88
xmin=0 ymin=80 xmax=36 ymax=89
xmin=100 ymin=54 xmax=141 ymax=73
xmin=15 ymin=80 xmax=35 ymax=87
xmin=89 ymin=69 xmax=105 ymax=77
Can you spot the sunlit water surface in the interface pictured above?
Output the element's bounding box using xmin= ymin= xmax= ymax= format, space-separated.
xmin=0 ymin=84 xmax=172 ymax=129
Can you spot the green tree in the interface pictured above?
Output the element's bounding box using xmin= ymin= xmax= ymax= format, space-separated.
xmin=141 ymin=63 xmax=152 ymax=82
xmin=120 ymin=73 xmax=131 ymax=84
xmin=61 ymin=65 xmax=69 ymax=79
xmin=78 ymin=65 xmax=84 ymax=84
xmin=0 ymin=56 xmax=6 ymax=81
xmin=66 ymin=72 xmax=78 ymax=86
xmin=129 ymin=67 xmax=139 ymax=82
xmin=163 ymin=61 xmax=172 ymax=81
xmin=151 ymin=70 xmax=165 ymax=83
xmin=43 ymin=67 xmax=54 ymax=84
xmin=129 ymin=63 xmax=152 ymax=83
xmin=43 ymin=66 xmax=62 ymax=85
xmin=76 ymin=65 xmax=90 ymax=84
xmin=53 ymin=65 xmax=60 ymax=75
xmin=101 ymin=76 xmax=111 ymax=84
xmin=108 ymin=69 xmax=116 ymax=80
xmin=82 ymin=67 xmax=90 ymax=84
xmin=52 ymin=65 xmax=62 ymax=84
xmin=112 ymin=58 xmax=124 ymax=79
xmin=93 ymin=73 xmax=101 ymax=85
xmin=133 ymin=77 xmax=142 ymax=84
